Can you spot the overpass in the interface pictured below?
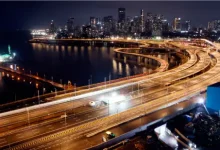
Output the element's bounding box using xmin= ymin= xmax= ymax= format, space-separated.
xmin=0 ymin=38 xmax=220 ymax=150
xmin=0 ymin=44 xmax=170 ymax=113
xmin=0 ymin=64 xmax=66 ymax=90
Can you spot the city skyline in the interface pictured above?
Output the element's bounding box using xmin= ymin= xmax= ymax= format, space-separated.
xmin=1 ymin=1 xmax=220 ymax=30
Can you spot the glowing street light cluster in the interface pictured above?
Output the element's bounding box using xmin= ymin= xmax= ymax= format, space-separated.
xmin=31 ymin=30 xmax=47 ymax=36
xmin=99 ymin=92 xmax=126 ymax=104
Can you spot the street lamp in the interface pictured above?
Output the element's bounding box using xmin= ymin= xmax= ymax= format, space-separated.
xmin=14 ymin=93 xmax=16 ymax=101
xmin=64 ymin=111 xmax=67 ymax=125
xmin=38 ymin=90 xmax=40 ymax=104
xmin=90 ymin=75 xmax=92 ymax=85
xmin=166 ymin=86 xmax=169 ymax=107
xmin=74 ymin=83 xmax=76 ymax=96
xmin=104 ymin=77 xmax=107 ymax=88
xmin=43 ymin=88 xmax=46 ymax=95
xmin=109 ymin=73 xmax=111 ymax=84
xmin=138 ymin=82 xmax=140 ymax=96
xmin=88 ymin=79 xmax=90 ymax=89
xmin=26 ymin=107 xmax=30 ymax=126
xmin=54 ymin=88 xmax=57 ymax=97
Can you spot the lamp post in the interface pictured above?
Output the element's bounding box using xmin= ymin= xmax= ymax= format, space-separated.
xmin=109 ymin=73 xmax=111 ymax=84
xmin=104 ymin=77 xmax=107 ymax=89
xmin=14 ymin=93 xmax=16 ymax=101
xmin=138 ymin=82 xmax=140 ymax=96
xmin=64 ymin=111 xmax=67 ymax=125
xmin=88 ymin=79 xmax=90 ymax=89
xmin=74 ymin=83 xmax=76 ymax=96
xmin=38 ymin=90 xmax=40 ymax=104
xmin=43 ymin=88 xmax=45 ymax=95
xmin=26 ymin=107 xmax=30 ymax=126
xmin=6 ymin=135 xmax=11 ymax=149
xmin=54 ymin=88 xmax=57 ymax=96
xmin=90 ymin=75 xmax=92 ymax=85
xmin=166 ymin=86 xmax=169 ymax=107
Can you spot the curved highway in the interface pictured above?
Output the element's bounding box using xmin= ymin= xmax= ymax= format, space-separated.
xmin=0 ymin=39 xmax=218 ymax=150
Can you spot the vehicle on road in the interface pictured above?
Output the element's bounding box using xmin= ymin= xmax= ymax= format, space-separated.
xmin=102 ymin=136 xmax=107 ymax=142
xmin=89 ymin=101 xmax=96 ymax=107
xmin=60 ymin=114 xmax=67 ymax=118
xmin=106 ymin=131 xmax=116 ymax=139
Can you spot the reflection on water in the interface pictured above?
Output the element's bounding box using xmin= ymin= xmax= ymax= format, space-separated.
xmin=0 ymin=71 xmax=55 ymax=104
xmin=0 ymin=42 xmax=165 ymax=104
xmin=27 ymin=44 xmax=154 ymax=86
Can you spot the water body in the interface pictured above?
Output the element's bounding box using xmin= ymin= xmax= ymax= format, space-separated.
xmin=0 ymin=31 xmax=157 ymax=104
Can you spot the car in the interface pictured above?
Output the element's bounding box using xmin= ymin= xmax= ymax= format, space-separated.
xmin=105 ymin=131 xmax=116 ymax=139
xmin=102 ymin=136 xmax=107 ymax=142
xmin=89 ymin=101 xmax=96 ymax=107
xmin=60 ymin=114 xmax=67 ymax=118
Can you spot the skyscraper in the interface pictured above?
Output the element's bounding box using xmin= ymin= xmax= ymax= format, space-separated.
xmin=182 ymin=20 xmax=191 ymax=31
xmin=145 ymin=13 xmax=153 ymax=33
xmin=208 ymin=20 xmax=220 ymax=31
xmin=173 ymin=18 xmax=181 ymax=31
xmin=131 ymin=16 xmax=140 ymax=33
xmin=162 ymin=19 xmax=169 ymax=32
xmin=117 ymin=8 xmax=126 ymax=33
xmin=49 ymin=20 xmax=56 ymax=34
xmin=90 ymin=17 xmax=96 ymax=27
xmin=67 ymin=17 xmax=74 ymax=33
xmin=140 ymin=9 xmax=144 ymax=32
xmin=103 ymin=16 xmax=113 ymax=33
xmin=118 ymin=8 xmax=126 ymax=23
xmin=152 ymin=14 xmax=163 ymax=36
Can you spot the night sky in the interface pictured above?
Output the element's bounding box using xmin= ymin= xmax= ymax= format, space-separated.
xmin=0 ymin=1 xmax=220 ymax=30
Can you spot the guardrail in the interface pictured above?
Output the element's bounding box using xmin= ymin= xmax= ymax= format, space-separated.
xmin=114 ymin=48 xmax=169 ymax=72
xmin=7 ymin=50 xmax=220 ymax=150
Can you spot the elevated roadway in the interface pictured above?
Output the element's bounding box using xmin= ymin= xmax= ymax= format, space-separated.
xmin=0 ymin=39 xmax=194 ymax=114
xmin=0 ymin=65 xmax=65 ymax=89
xmin=4 ymin=47 xmax=220 ymax=150
xmin=0 ymin=41 xmax=217 ymax=149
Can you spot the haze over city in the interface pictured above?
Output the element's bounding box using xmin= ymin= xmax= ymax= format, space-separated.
xmin=1 ymin=1 xmax=220 ymax=30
